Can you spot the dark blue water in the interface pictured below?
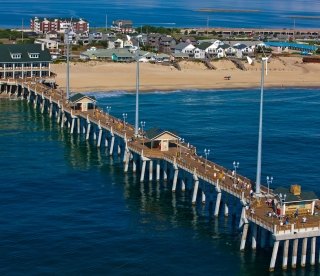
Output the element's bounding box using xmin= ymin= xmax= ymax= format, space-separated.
xmin=1 ymin=0 xmax=320 ymax=29
xmin=0 ymin=88 xmax=319 ymax=275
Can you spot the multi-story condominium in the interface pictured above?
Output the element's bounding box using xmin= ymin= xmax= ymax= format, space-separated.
xmin=30 ymin=17 xmax=89 ymax=34
xmin=0 ymin=44 xmax=52 ymax=79
xmin=111 ymin=20 xmax=134 ymax=33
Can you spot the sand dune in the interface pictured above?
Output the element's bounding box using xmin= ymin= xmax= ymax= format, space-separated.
xmin=51 ymin=56 xmax=320 ymax=93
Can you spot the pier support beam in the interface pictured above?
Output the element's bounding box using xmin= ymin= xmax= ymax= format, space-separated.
xmin=41 ymin=99 xmax=45 ymax=113
xmin=240 ymin=223 xmax=249 ymax=251
xmin=140 ymin=160 xmax=146 ymax=182
xmin=149 ymin=160 xmax=153 ymax=182
xmin=132 ymin=155 xmax=137 ymax=173
xmin=252 ymin=224 xmax=257 ymax=250
xmin=156 ymin=160 xmax=160 ymax=181
xmin=109 ymin=135 xmax=115 ymax=155
xmin=214 ymin=191 xmax=221 ymax=217
xmin=86 ymin=123 xmax=91 ymax=140
xmin=269 ymin=240 xmax=279 ymax=272
xmin=57 ymin=107 xmax=61 ymax=124
xmin=60 ymin=112 xmax=65 ymax=128
xmin=192 ymin=175 xmax=199 ymax=205
xmin=77 ymin=118 xmax=81 ymax=134
xmin=202 ymin=191 xmax=206 ymax=204
xmin=124 ymin=150 xmax=130 ymax=173
xmin=224 ymin=203 xmax=229 ymax=217
xmin=260 ymin=228 xmax=267 ymax=248
xmin=301 ymin=237 xmax=308 ymax=267
xmin=97 ymin=128 xmax=102 ymax=147
xmin=292 ymin=238 xmax=298 ymax=269
xmin=311 ymin=237 xmax=316 ymax=266
xmin=70 ymin=118 xmax=75 ymax=134
xmin=172 ymin=165 xmax=179 ymax=192
xmin=49 ymin=103 xmax=53 ymax=118
xmin=282 ymin=240 xmax=289 ymax=270
xmin=163 ymin=161 xmax=168 ymax=181
xmin=181 ymin=178 xmax=186 ymax=192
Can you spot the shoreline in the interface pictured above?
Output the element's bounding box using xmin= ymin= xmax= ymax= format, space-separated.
xmin=51 ymin=57 xmax=320 ymax=93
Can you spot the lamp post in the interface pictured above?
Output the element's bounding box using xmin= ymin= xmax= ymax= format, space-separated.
xmin=179 ymin=138 xmax=184 ymax=157
xmin=233 ymin=161 xmax=239 ymax=187
xmin=122 ymin=113 xmax=127 ymax=130
xmin=134 ymin=37 xmax=140 ymax=137
xmin=204 ymin=148 xmax=210 ymax=172
xmin=255 ymin=56 xmax=269 ymax=196
xmin=266 ymin=176 xmax=273 ymax=196
xmin=140 ymin=121 xmax=146 ymax=146
xmin=279 ymin=193 xmax=287 ymax=216
xmin=64 ymin=27 xmax=72 ymax=100
xmin=106 ymin=106 xmax=111 ymax=124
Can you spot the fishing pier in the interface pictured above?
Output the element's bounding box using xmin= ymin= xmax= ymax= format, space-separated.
xmin=1 ymin=78 xmax=320 ymax=272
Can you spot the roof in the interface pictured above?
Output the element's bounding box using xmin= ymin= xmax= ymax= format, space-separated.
xmin=175 ymin=42 xmax=191 ymax=51
xmin=218 ymin=44 xmax=231 ymax=49
xmin=263 ymin=41 xmax=318 ymax=51
xmin=33 ymin=17 xmax=87 ymax=23
xmin=233 ymin=43 xmax=248 ymax=50
xmin=171 ymin=53 xmax=189 ymax=58
xmin=145 ymin=128 xmax=179 ymax=140
xmin=80 ymin=48 xmax=132 ymax=59
xmin=0 ymin=44 xmax=52 ymax=63
xmin=273 ymin=187 xmax=318 ymax=203
xmin=197 ymin=42 xmax=212 ymax=50
xmin=69 ymin=93 xmax=96 ymax=103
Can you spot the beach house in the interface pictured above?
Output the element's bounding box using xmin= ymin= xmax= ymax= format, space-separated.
xmin=174 ymin=42 xmax=195 ymax=58
xmin=0 ymin=44 xmax=52 ymax=79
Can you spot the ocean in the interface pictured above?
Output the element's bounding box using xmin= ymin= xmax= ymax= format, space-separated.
xmin=1 ymin=0 xmax=320 ymax=29
xmin=0 ymin=88 xmax=319 ymax=275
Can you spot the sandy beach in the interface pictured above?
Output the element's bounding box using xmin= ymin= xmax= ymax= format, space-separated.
xmin=51 ymin=56 xmax=320 ymax=93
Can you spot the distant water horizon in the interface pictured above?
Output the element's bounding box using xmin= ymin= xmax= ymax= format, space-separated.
xmin=1 ymin=0 xmax=320 ymax=29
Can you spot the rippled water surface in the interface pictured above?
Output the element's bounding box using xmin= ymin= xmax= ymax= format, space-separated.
xmin=1 ymin=0 xmax=320 ymax=28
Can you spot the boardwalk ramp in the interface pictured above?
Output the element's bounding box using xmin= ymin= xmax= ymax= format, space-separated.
xmin=172 ymin=61 xmax=181 ymax=71
xmin=203 ymin=59 xmax=216 ymax=70
xmin=229 ymin=58 xmax=247 ymax=71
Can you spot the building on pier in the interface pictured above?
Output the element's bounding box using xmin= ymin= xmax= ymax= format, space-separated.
xmin=0 ymin=44 xmax=52 ymax=79
xmin=145 ymin=128 xmax=179 ymax=152
xmin=69 ymin=93 xmax=96 ymax=112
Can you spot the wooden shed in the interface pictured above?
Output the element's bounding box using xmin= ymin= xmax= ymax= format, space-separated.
xmin=69 ymin=93 xmax=97 ymax=112
xmin=145 ymin=128 xmax=179 ymax=151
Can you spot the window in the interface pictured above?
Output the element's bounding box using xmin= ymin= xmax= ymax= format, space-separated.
xmin=28 ymin=53 xmax=39 ymax=58
xmin=11 ymin=53 xmax=21 ymax=59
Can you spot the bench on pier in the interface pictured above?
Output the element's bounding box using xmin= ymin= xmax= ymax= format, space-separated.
xmin=224 ymin=75 xmax=231 ymax=80
xmin=286 ymin=208 xmax=310 ymax=218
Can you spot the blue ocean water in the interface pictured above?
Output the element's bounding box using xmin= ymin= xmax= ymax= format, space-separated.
xmin=0 ymin=88 xmax=319 ymax=275
xmin=1 ymin=0 xmax=320 ymax=29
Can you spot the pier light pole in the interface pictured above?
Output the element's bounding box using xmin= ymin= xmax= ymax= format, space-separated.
xmin=233 ymin=161 xmax=239 ymax=187
xmin=179 ymin=138 xmax=184 ymax=157
xmin=122 ymin=113 xmax=127 ymax=130
xmin=204 ymin=149 xmax=210 ymax=172
xmin=278 ymin=193 xmax=287 ymax=215
xmin=255 ymin=57 xmax=268 ymax=196
xmin=134 ymin=38 xmax=140 ymax=137
xmin=106 ymin=106 xmax=111 ymax=123
xmin=266 ymin=176 xmax=273 ymax=196
xmin=140 ymin=121 xmax=146 ymax=146
xmin=65 ymin=27 xmax=72 ymax=100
